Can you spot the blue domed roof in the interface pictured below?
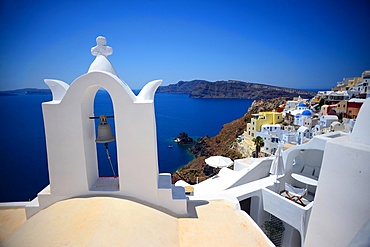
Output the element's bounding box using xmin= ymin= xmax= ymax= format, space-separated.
xmin=298 ymin=103 xmax=306 ymax=107
xmin=302 ymin=110 xmax=312 ymax=116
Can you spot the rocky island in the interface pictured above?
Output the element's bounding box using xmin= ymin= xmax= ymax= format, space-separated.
xmin=172 ymin=97 xmax=286 ymax=184
xmin=157 ymin=80 xmax=316 ymax=99
xmin=174 ymin=132 xmax=195 ymax=145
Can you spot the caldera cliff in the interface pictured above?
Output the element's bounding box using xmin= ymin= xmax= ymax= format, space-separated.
xmin=172 ymin=97 xmax=286 ymax=184
xmin=158 ymin=80 xmax=316 ymax=99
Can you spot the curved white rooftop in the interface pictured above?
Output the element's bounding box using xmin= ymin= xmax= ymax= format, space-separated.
xmin=1 ymin=197 xmax=272 ymax=246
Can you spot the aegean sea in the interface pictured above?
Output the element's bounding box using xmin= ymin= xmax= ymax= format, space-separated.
xmin=0 ymin=90 xmax=253 ymax=202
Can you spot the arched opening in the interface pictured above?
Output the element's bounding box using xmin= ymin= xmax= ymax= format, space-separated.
xmin=91 ymin=88 xmax=119 ymax=191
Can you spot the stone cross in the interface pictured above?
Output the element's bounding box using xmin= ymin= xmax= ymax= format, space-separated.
xmin=91 ymin=36 xmax=113 ymax=57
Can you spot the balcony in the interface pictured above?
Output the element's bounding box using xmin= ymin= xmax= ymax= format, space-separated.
xmin=262 ymin=187 xmax=313 ymax=246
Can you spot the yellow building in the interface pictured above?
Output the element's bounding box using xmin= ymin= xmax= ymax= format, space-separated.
xmin=246 ymin=112 xmax=283 ymax=138
xmin=348 ymin=77 xmax=362 ymax=89
xmin=336 ymin=100 xmax=347 ymax=116
xmin=333 ymin=76 xmax=363 ymax=92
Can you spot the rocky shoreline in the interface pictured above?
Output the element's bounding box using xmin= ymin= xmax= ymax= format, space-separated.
xmin=172 ymin=97 xmax=286 ymax=184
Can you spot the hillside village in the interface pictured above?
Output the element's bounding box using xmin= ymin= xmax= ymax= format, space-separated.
xmin=173 ymin=70 xmax=369 ymax=184
xmin=237 ymin=70 xmax=369 ymax=158
xmin=172 ymin=70 xmax=370 ymax=247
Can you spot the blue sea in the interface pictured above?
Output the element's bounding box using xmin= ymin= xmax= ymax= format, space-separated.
xmin=0 ymin=91 xmax=253 ymax=202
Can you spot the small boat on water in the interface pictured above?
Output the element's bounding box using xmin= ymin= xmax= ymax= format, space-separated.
xmin=167 ymin=145 xmax=173 ymax=148
xmin=173 ymin=138 xmax=180 ymax=143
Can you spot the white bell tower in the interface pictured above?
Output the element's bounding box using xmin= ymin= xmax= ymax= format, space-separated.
xmin=26 ymin=36 xmax=188 ymax=218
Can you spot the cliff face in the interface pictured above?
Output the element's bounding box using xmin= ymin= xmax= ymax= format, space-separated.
xmin=172 ymin=97 xmax=286 ymax=184
xmin=157 ymin=80 xmax=207 ymax=94
xmin=158 ymin=80 xmax=316 ymax=99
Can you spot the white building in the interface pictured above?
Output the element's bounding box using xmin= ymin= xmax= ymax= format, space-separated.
xmin=342 ymin=118 xmax=356 ymax=133
xmin=295 ymin=126 xmax=312 ymax=145
xmin=303 ymin=116 xmax=319 ymax=129
xmin=280 ymin=125 xmax=296 ymax=144
xmin=294 ymin=109 xmax=312 ymax=126
xmin=259 ymin=133 xmax=280 ymax=155
xmin=257 ymin=124 xmax=282 ymax=155
xmin=348 ymin=71 xmax=370 ymax=99
xmin=284 ymin=100 xmax=299 ymax=112
xmin=329 ymin=121 xmax=345 ymax=132
xmin=325 ymin=91 xmax=349 ymax=101
xmin=260 ymin=124 xmax=282 ymax=136
xmin=319 ymin=115 xmax=338 ymax=128
xmin=284 ymin=101 xmax=312 ymax=126
xmin=282 ymin=131 xmax=297 ymax=144
xmin=283 ymin=98 xmax=305 ymax=117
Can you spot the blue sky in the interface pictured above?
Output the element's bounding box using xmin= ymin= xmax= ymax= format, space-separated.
xmin=1 ymin=0 xmax=369 ymax=90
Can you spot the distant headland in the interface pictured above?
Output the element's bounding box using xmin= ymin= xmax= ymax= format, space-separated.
xmin=2 ymin=81 xmax=317 ymax=100
xmin=157 ymin=80 xmax=316 ymax=99
xmin=0 ymin=88 xmax=51 ymax=96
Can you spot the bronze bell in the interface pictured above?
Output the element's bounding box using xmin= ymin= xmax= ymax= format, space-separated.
xmin=96 ymin=115 xmax=115 ymax=143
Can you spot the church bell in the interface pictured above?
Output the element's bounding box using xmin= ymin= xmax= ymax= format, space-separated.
xmin=96 ymin=115 xmax=115 ymax=143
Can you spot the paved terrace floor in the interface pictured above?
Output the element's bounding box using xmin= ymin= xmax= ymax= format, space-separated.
xmin=0 ymin=197 xmax=273 ymax=247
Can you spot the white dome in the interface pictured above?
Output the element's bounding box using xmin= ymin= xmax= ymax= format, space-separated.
xmin=88 ymin=55 xmax=117 ymax=76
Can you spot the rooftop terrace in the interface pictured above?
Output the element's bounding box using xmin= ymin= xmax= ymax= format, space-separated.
xmin=0 ymin=197 xmax=273 ymax=246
